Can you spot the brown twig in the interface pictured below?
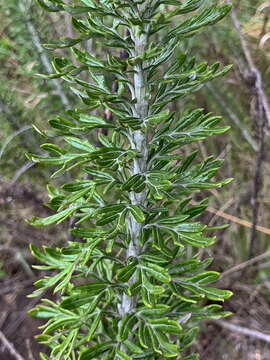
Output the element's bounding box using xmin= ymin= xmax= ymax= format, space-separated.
xmin=0 ymin=331 xmax=25 ymax=360
xmin=0 ymin=97 xmax=38 ymax=154
xmin=206 ymin=206 xmax=270 ymax=236
xmin=206 ymin=83 xmax=258 ymax=152
xmin=260 ymin=13 xmax=269 ymax=39
xmin=220 ymin=251 xmax=270 ymax=279
xmin=230 ymin=8 xmax=270 ymax=128
xmin=212 ymin=320 xmax=270 ymax=343
xmin=25 ymin=339 xmax=35 ymax=360
xmin=229 ymin=5 xmax=269 ymax=258
xmin=208 ymin=198 xmax=234 ymax=226
xmin=257 ymin=2 xmax=270 ymax=39
xmin=249 ymin=123 xmax=265 ymax=258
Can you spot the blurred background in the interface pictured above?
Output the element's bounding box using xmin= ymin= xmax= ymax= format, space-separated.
xmin=1 ymin=0 xmax=270 ymax=359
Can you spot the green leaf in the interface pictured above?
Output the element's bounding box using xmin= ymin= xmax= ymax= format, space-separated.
xmin=173 ymin=303 xmax=232 ymax=320
xmin=175 ymin=279 xmax=233 ymax=301
xmin=119 ymin=313 xmax=138 ymax=341
xmin=169 ymin=258 xmax=213 ymax=275
xmin=124 ymin=340 xmax=143 ymax=354
xmin=168 ymin=5 xmax=232 ymax=38
xmin=28 ymin=208 xmax=76 ymax=226
xmin=43 ymin=316 xmax=79 ymax=334
xmin=72 ymin=48 xmax=105 ymax=68
xmin=198 ymin=286 xmax=233 ymax=301
xmin=87 ymin=311 xmax=102 ymax=340
xmin=33 ymin=265 xmax=73 ymax=292
xmin=62 ymin=180 xmax=96 ymax=192
xmin=153 ymin=331 xmax=179 ymax=356
xmin=79 ymin=342 xmax=115 ymax=360
xmin=65 ymin=136 xmax=96 ymax=152
xmin=41 ymin=143 xmax=66 ymax=155
xmin=61 ymin=293 xmax=102 ymax=310
xmin=181 ymin=354 xmax=199 ymax=360
xmin=177 ymin=232 xmax=216 ymax=248
xmin=40 ymin=353 xmax=50 ymax=360
xmin=179 ymin=271 xmax=220 ymax=284
xmin=116 ymin=259 xmax=138 ymax=282
xmin=179 ymin=327 xmax=199 ymax=349
xmin=116 ymin=350 xmax=132 ymax=360
xmin=148 ymin=317 xmax=182 ymax=334
xmin=133 ymin=350 xmax=154 ymax=358
xmin=73 ymin=281 xmax=111 ymax=294
xmin=29 ymin=303 xmax=65 ymax=319
xmin=36 ymin=0 xmax=63 ymax=12
xmin=139 ymin=252 xmax=169 ymax=265
xmin=80 ymin=0 xmax=95 ymax=5
xmin=77 ymin=113 xmax=115 ymax=128
xmin=140 ymin=262 xmax=171 ymax=283
xmin=60 ymin=186 xmax=94 ymax=208
xmin=141 ymin=272 xmax=164 ymax=295
xmin=122 ymin=174 xmax=146 ymax=192
xmin=156 ymin=215 xmax=191 ymax=226
xmin=138 ymin=305 xmax=170 ymax=317
xmin=143 ymin=109 xmax=171 ymax=126
xmin=71 ymin=227 xmax=111 ymax=239
xmin=129 ymin=205 xmax=145 ymax=223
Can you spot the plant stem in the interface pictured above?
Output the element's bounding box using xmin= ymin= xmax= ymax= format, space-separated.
xmin=119 ymin=29 xmax=149 ymax=317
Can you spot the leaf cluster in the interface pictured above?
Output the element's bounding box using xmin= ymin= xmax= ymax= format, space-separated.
xmin=29 ymin=0 xmax=233 ymax=359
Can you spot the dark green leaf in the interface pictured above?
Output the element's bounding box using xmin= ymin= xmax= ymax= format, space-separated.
xmin=79 ymin=342 xmax=115 ymax=360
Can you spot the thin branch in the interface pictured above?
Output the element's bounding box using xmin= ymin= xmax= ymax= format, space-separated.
xmin=25 ymin=339 xmax=35 ymax=360
xmin=19 ymin=1 xmax=70 ymax=109
xmin=0 ymin=96 xmax=39 ymax=153
xmin=228 ymin=4 xmax=269 ymax=258
xmin=220 ymin=250 xmax=270 ymax=279
xmin=0 ymin=98 xmax=21 ymax=127
xmin=259 ymin=33 xmax=270 ymax=48
xmin=11 ymin=162 xmax=36 ymax=184
xmin=0 ymin=126 xmax=32 ymax=160
xmin=206 ymin=205 xmax=270 ymax=236
xmin=229 ymin=5 xmax=270 ymax=128
xmin=208 ymin=197 xmax=234 ymax=226
xmin=206 ymin=84 xmax=258 ymax=152
xmin=249 ymin=124 xmax=265 ymax=258
xmin=213 ymin=320 xmax=270 ymax=343
xmin=0 ymin=331 xmax=25 ymax=360
xmin=259 ymin=13 xmax=269 ymax=39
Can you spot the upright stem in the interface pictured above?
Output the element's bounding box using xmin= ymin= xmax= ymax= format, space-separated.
xmin=119 ymin=27 xmax=149 ymax=316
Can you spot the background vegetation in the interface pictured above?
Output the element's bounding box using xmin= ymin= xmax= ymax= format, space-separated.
xmin=0 ymin=0 xmax=270 ymax=359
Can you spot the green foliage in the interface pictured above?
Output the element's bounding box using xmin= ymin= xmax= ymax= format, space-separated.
xmin=29 ymin=0 xmax=233 ymax=359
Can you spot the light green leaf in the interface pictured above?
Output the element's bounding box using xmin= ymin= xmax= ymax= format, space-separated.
xmin=169 ymin=6 xmax=232 ymax=38
xmin=65 ymin=136 xmax=96 ymax=152
xmin=124 ymin=340 xmax=143 ymax=354
xmin=148 ymin=317 xmax=182 ymax=334
xmin=80 ymin=0 xmax=95 ymax=5
xmin=129 ymin=205 xmax=145 ymax=223
xmin=116 ymin=350 xmax=132 ymax=360
xmin=140 ymin=262 xmax=171 ymax=283
xmin=78 ymin=113 xmax=115 ymax=128
xmin=28 ymin=208 xmax=76 ymax=226
xmin=144 ymin=109 xmax=171 ymax=126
